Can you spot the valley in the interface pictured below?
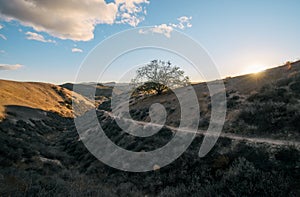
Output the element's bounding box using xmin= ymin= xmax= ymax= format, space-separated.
xmin=0 ymin=61 xmax=300 ymax=196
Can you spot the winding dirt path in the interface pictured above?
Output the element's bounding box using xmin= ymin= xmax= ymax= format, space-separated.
xmin=100 ymin=110 xmax=300 ymax=148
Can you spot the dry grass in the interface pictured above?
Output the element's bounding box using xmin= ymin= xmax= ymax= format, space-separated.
xmin=0 ymin=79 xmax=94 ymax=120
xmin=128 ymin=61 xmax=300 ymax=127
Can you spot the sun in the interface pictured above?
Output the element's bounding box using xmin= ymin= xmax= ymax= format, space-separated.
xmin=244 ymin=64 xmax=267 ymax=75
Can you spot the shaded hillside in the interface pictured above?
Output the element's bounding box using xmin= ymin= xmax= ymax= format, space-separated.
xmin=61 ymin=83 xmax=113 ymax=100
xmin=60 ymin=83 xmax=116 ymax=108
xmin=0 ymin=108 xmax=298 ymax=196
xmin=0 ymin=80 xmax=94 ymax=120
xmin=1 ymin=61 xmax=300 ymax=196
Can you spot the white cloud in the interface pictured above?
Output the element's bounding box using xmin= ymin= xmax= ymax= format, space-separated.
xmin=0 ymin=24 xmax=6 ymax=40
xmin=25 ymin=31 xmax=56 ymax=43
xmin=116 ymin=0 xmax=149 ymax=14
xmin=170 ymin=16 xmax=192 ymax=30
xmin=139 ymin=15 xmax=192 ymax=38
xmin=72 ymin=48 xmax=83 ymax=53
xmin=0 ymin=64 xmax=23 ymax=70
xmin=0 ymin=50 xmax=5 ymax=54
xmin=0 ymin=0 xmax=149 ymax=41
xmin=115 ymin=0 xmax=149 ymax=27
xmin=116 ymin=12 xmax=144 ymax=27
xmin=139 ymin=24 xmax=173 ymax=38
xmin=0 ymin=34 xmax=6 ymax=40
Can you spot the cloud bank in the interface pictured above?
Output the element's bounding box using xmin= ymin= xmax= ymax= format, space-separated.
xmin=0 ymin=64 xmax=23 ymax=70
xmin=0 ymin=0 xmax=149 ymax=41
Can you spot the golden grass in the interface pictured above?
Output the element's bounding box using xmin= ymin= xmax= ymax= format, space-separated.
xmin=0 ymin=79 xmax=94 ymax=120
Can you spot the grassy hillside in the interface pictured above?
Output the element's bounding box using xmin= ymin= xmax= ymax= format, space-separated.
xmin=0 ymin=80 xmax=94 ymax=120
xmin=224 ymin=60 xmax=300 ymax=95
xmin=99 ymin=60 xmax=300 ymax=139
xmin=0 ymin=62 xmax=300 ymax=196
xmin=228 ymin=63 xmax=300 ymax=138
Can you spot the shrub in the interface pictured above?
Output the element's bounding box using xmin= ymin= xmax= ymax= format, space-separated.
xmin=220 ymin=157 xmax=291 ymax=196
xmin=275 ymin=147 xmax=299 ymax=166
xmin=98 ymin=100 xmax=112 ymax=111
xmin=290 ymin=81 xmax=300 ymax=94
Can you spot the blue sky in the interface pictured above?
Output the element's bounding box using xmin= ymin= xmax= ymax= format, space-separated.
xmin=0 ymin=0 xmax=300 ymax=84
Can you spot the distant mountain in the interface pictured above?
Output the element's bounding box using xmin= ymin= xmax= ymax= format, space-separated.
xmin=0 ymin=80 xmax=94 ymax=120
xmin=60 ymin=82 xmax=132 ymax=105
xmin=60 ymin=83 xmax=113 ymax=100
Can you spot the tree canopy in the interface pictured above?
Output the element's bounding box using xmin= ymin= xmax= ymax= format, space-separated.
xmin=131 ymin=60 xmax=190 ymax=95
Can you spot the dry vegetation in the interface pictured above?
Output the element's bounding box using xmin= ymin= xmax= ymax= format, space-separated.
xmin=120 ymin=60 xmax=300 ymax=140
xmin=0 ymin=79 xmax=94 ymax=120
xmin=1 ymin=61 xmax=300 ymax=196
xmin=0 ymin=110 xmax=299 ymax=196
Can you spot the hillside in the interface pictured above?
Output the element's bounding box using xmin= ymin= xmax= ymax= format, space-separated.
xmin=60 ymin=83 xmax=113 ymax=100
xmin=100 ymin=60 xmax=300 ymax=140
xmin=0 ymin=108 xmax=299 ymax=196
xmin=0 ymin=80 xmax=94 ymax=120
xmin=224 ymin=60 xmax=300 ymax=94
xmin=0 ymin=61 xmax=300 ymax=196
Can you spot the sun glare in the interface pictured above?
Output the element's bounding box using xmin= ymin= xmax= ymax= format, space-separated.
xmin=245 ymin=64 xmax=267 ymax=75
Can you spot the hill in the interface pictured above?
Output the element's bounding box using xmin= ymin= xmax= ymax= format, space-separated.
xmin=60 ymin=83 xmax=113 ymax=100
xmin=224 ymin=60 xmax=300 ymax=94
xmin=99 ymin=60 xmax=300 ymax=140
xmin=0 ymin=80 xmax=94 ymax=120
xmin=0 ymin=107 xmax=299 ymax=196
xmin=0 ymin=61 xmax=300 ymax=195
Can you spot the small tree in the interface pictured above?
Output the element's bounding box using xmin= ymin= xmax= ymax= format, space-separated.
xmin=131 ymin=60 xmax=190 ymax=95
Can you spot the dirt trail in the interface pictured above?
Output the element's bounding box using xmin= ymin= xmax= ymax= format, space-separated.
xmin=100 ymin=110 xmax=300 ymax=148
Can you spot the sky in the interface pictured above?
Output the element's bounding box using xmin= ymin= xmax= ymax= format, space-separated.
xmin=0 ymin=0 xmax=300 ymax=84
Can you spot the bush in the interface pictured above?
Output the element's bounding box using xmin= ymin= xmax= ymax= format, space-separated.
xmin=98 ymin=100 xmax=112 ymax=111
xmin=290 ymin=81 xmax=300 ymax=94
xmin=275 ymin=147 xmax=299 ymax=166
xmin=220 ymin=157 xmax=291 ymax=196
xmin=239 ymin=101 xmax=287 ymax=132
